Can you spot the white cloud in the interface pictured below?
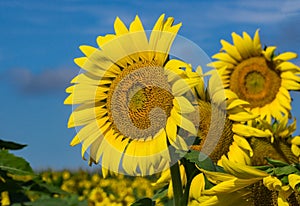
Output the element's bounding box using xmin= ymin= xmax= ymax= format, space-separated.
xmin=4 ymin=67 xmax=77 ymax=94
xmin=205 ymin=1 xmax=286 ymax=24
xmin=281 ymin=1 xmax=300 ymax=14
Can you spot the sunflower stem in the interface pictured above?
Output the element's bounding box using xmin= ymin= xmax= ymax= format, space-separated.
xmin=170 ymin=162 xmax=183 ymax=206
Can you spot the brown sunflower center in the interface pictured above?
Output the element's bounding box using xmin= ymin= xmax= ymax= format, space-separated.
xmin=106 ymin=63 xmax=174 ymax=140
xmin=191 ymin=101 xmax=233 ymax=163
xmin=229 ymin=57 xmax=281 ymax=108
xmin=128 ymin=85 xmax=174 ymax=130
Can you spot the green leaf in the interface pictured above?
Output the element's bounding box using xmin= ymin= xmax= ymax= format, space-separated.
xmin=183 ymin=150 xmax=216 ymax=171
xmin=152 ymin=185 xmax=168 ymax=200
xmin=0 ymin=150 xmax=33 ymax=175
xmin=131 ymin=198 xmax=154 ymax=206
xmin=24 ymin=197 xmax=68 ymax=206
xmin=265 ymin=158 xmax=289 ymax=167
xmin=25 ymin=195 xmax=87 ymax=206
xmin=253 ymin=165 xmax=272 ymax=171
xmin=281 ymin=176 xmax=289 ymax=185
xmin=0 ymin=139 xmax=27 ymax=150
xmin=30 ymin=180 xmax=68 ymax=195
xmin=64 ymin=195 xmax=88 ymax=206
xmin=273 ymin=165 xmax=298 ymax=176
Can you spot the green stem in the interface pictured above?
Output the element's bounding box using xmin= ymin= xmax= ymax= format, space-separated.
xmin=170 ymin=161 xmax=183 ymax=206
xmin=180 ymin=159 xmax=197 ymax=205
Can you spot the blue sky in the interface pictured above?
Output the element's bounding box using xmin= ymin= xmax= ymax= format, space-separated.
xmin=0 ymin=0 xmax=300 ymax=170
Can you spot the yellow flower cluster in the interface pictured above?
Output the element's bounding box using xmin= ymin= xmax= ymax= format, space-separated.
xmin=39 ymin=170 xmax=155 ymax=206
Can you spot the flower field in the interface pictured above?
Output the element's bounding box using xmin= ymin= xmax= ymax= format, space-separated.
xmin=0 ymin=139 xmax=162 ymax=206
xmin=39 ymin=170 xmax=155 ymax=205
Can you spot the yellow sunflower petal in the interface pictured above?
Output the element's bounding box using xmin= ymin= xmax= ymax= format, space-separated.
xmin=74 ymin=55 xmax=117 ymax=77
xmin=279 ymin=86 xmax=292 ymax=102
xmin=212 ymin=53 xmax=238 ymax=64
xmin=221 ymin=156 xmax=268 ymax=179
xmin=232 ymin=32 xmax=250 ymax=59
xmin=100 ymin=134 xmax=128 ymax=174
xmin=253 ymin=29 xmax=262 ymax=55
xmin=263 ymin=176 xmax=282 ymax=191
xmin=228 ymin=112 xmax=258 ymax=122
xmin=291 ymin=136 xmax=300 ymax=145
xmin=288 ymin=174 xmax=300 ymax=190
xmin=277 ymin=61 xmax=300 ymax=72
xmin=152 ymin=14 xmax=165 ymax=31
xmin=200 ymin=169 xmax=235 ymax=184
xmin=278 ymin=193 xmax=289 ymax=206
xmin=129 ymin=15 xmax=149 ymax=60
xmin=242 ymin=31 xmax=256 ymax=56
xmin=225 ymin=89 xmax=239 ymax=99
xmin=291 ymin=144 xmax=300 ymax=157
xmin=114 ymin=16 xmax=129 ymax=35
xmin=220 ymin=39 xmax=242 ymax=61
xmin=263 ymin=46 xmax=276 ymax=61
xmin=277 ymin=93 xmax=291 ymax=113
xmin=274 ymin=52 xmax=298 ymax=61
xmin=227 ymin=99 xmax=249 ymax=110
xmin=70 ymin=73 xmax=111 ymax=85
xmin=173 ymin=96 xmax=195 ymax=113
xmin=281 ymin=71 xmax=300 ymax=82
xmin=79 ymin=45 xmax=97 ymax=57
xmin=207 ymin=61 xmax=235 ymax=70
xmin=190 ymin=173 xmax=205 ymax=199
xmin=202 ymin=177 xmax=261 ymax=195
xmin=96 ymin=34 xmax=116 ymax=48
xmin=232 ymin=124 xmax=272 ymax=138
xmin=172 ymin=78 xmax=197 ymax=96
xmin=270 ymin=101 xmax=285 ymax=120
xmin=171 ymin=109 xmax=196 ymax=136
xmin=233 ymin=134 xmax=253 ymax=156
xmin=282 ymin=79 xmax=300 ymax=90
xmin=70 ymin=135 xmax=81 ymax=146
xmin=227 ymin=142 xmax=251 ymax=165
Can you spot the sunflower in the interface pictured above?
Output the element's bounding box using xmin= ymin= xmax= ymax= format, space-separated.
xmin=240 ymin=116 xmax=300 ymax=166
xmin=209 ymin=30 xmax=300 ymax=122
xmin=64 ymin=14 xmax=200 ymax=176
xmin=192 ymin=156 xmax=300 ymax=205
xmin=151 ymin=68 xmax=268 ymax=200
xmin=190 ymin=68 xmax=268 ymax=163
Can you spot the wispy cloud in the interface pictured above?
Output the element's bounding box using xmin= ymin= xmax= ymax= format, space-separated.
xmin=2 ymin=67 xmax=77 ymax=95
xmin=281 ymin=1 xmax=300 ymax=14
xmin=205 ymin=1 xmax=285 ymax=24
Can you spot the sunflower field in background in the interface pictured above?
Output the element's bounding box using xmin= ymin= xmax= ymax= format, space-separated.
xmin=2 ymin=14 xmax=300 ymax=206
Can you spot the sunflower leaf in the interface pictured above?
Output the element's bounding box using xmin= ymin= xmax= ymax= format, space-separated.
xmin=0 ymin=139 xmax=27 ymax=150
xmin=0 ymin=150 xmax=33 ymax=175
xmin=28 ymin=179 xmax=68 ymax=195
xmin=253 ymin=165 xmax=272 ymax=171
xmin=281 ymin=176 xmax=289 ymax=185
xmin=131 ymin=198 xmax=154 ymax=206
xmin=265 ymin=157 xmax=289 ymax=167
xmin=273 ymin=166 xmax=298 ymax=176
xmin=152 ymin=185 xmax=168 ymax=200
xmin=181 ymin=150 xmax=216 ymax=171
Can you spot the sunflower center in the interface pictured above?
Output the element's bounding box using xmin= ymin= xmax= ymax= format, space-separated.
xmin=245 ymin=71 xmax=265 ymax=94
xmin=229 ymin=57 xmax=281 ymax=108
xmin=106 ymin=63 xmax=174 ymax=140
xmin=128 ymin=85 xmax=174 ymax=131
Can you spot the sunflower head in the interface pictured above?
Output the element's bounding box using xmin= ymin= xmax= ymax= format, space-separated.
xmin=191 ymin=69 xmax=259 ymax=163
xmin=195 ymin=156 xmax=300 ymax=205
xmin=247 ymin=117 xmax=299 ymax=165
xmin=210 ymin=30 xmax=300 ymax=122
xmin=65 ymin=14 xmax=201 ymax=176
